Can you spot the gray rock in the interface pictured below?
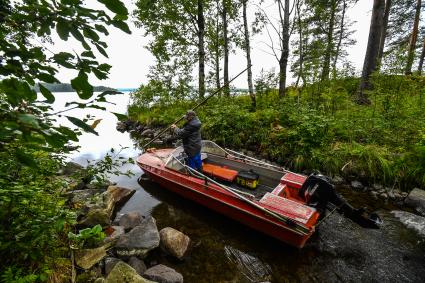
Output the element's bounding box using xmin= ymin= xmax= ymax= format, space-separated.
xmin=68 ymin=189 xmax=104 ymax=206
xmin=331 ymin=175 xmax=345 ymax=185
xmin=388 ymin=191 xmax=396 ymax=200
xmin=373 ymin=183 xmax=383 ymax=191
xmin=61 ymin=161 xmax=84 ymax=176
xmin=350 ymin=180 xmax=364 ymax=190
xmin=159 ymin=227 xmax=191 ymax=259
xmin=404 ymin=188 xmax=425 ymax=216
xmin=143 ymin=264 xmax=183 ymax=283
xmin=79 ymin=208 xmax=111 ymax=227
xmin=104 ymin=257 xmax=122 ymax=276
xmin=380 ymin=192 xmax=388 ymax=200
xmin=79 ymin=186 xmax=136 ymax=228
xmin=75 ymin=245 xmax=108 ymax=270
xmin=105 ymin=226 xmax=125 ymax=242
xmin=370 ymin=191 xmax=378 ymax=200
xmin=105 ymin=262 xmax=155 ymax=283
xmin=119 ymin=212 xmax=144 ymax=232
xmin=115 ymin=217 xmax=160 ymax=258
xmin=128 ymin=256 xmax=147 ymax=275
xmin=141 ymin=129 xmax=154 ymax=138
xmin=392 ymin=210 xmax=425 ymax=238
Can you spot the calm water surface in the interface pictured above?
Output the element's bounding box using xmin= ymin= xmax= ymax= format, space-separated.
xmin=57 ymin=92 xmax=425 ymax=283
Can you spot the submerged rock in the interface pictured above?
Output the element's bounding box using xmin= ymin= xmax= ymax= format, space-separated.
xmin=119 ymin=212 xmax=144 ymax=232
xmin=115 ymin=217 xmax=160 ymax=258
xmin=143 ymin=264 xmax=183 ymax=283
xmin=331 ymin=175 xmax=345 ymax=185
xmin=392 ymin=210 xmax=425 ymax=238
xmin=404 ymin=188 xmax=425 ymax=216
xmin=159 ymin=227 xmax=190 ymax=259
xmin=105 ymin=262 xmax=154 ymax=283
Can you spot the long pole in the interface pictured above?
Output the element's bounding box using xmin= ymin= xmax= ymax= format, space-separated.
xmin=142 ymin=65 xmax=252 ymax=149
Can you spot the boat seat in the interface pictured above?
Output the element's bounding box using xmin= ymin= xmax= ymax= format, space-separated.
xmin=202 ymin=163 xmax=238 ymax=182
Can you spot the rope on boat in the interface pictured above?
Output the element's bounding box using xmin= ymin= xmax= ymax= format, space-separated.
xmin=183 ymin=164 xmax=311 ymax=236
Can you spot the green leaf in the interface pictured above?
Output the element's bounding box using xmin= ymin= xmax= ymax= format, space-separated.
xmin=111 ymin=20 xmax=131 ymax=34
xmin=38 ymin=73 xmax=59 ymax=84
xmin=81 ymin=51 xmax=96 ymax=58
xmin=98 ymin=0 xmax=128 ymax=16
xmin=18 ymin=114 xmax=40 ymax=128
xmin=71 ymin=71 xmax=93 ymax=99
xmin=83 ymin=28 xmax=100 ymax=42
xmin=95 ymin=24 xmax=109 ymax=35
xmin=56 ymin=20 xmax=70 ymax=40
xmin=39 ymin=84 xmax=55 ymax=103
xmin=95 ymin=44 xmax=109 ymax=58
xmin=66 ymin=116 xmax=98 ymax=135
xmin=15 ymin=149 xmax=38 ymax=168
xmin=112 ymin=112 xmax=127 ymax=121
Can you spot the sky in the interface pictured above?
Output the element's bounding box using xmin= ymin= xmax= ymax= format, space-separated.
xmin=51 ymin=0 xmax=372 ymax=89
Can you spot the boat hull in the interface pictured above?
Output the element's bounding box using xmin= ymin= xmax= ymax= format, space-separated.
xmin=139 ymin=161 xmax=315 ymax=248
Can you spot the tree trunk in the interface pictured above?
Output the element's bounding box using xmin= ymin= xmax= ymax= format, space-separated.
xmin=198 ymin=0 xmax=206 ymax=99
xmin=243 ymin=0 xmax=255 ymax=109
xmin=418 ymin=36 xmax=425 ymax=74
xmin=278 ymin=0 xmax=290 ymax=97
xmin=320 ymin=0 xmax=337 ymax=82
xmin=295 ymin=0 xmax=304 ymax=88
xmin=215 ymin=0 xmax=221 ymax=91
xmin=357 ymin=0 xmax=385 ymax=105
xmin=332 ymin=0 xmax=347 ymax=79
xmin=377 ymin=0 xmax=392 ymax=67
xmin=405 ymin=0 xmax=421 ymax=75
xmin=222 ymin=0 xmax=230 ymax=96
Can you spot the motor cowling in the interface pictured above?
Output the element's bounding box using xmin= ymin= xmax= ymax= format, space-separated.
xmin=299 ymin=172 xmax=381 ymax=229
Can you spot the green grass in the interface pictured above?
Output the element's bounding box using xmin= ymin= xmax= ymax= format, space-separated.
xmin=128 ymin=75 xmax=425 ymax=190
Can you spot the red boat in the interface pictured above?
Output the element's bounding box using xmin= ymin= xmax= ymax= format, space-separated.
xmin=137 ymin=141 xmax=380 ymax=248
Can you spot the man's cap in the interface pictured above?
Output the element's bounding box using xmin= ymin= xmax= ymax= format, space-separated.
xmin=185 ymin=110 xmax=196 ymax=118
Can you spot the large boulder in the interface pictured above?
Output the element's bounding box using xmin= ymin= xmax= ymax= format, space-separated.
xmin=143 ymin=264 xmax=183 ymax=283
xmin=75 ymin=245 xmax=108 ymax=270
xmin=115 ymin=217 xmax=160 ymax=258
xmin=79 ymin=186 xmax=135 ymax=227
xmin=104 ymin=226 xmax=125 ymax=243
xmin=105 ymin=262 xmax=155 ymax=283
xmin=404 ymin=188 xmax=425 ymax=216
xmin=159 ymin=227 xmax=190 ymax=259
xmin=119 ymin=212 xmax=144 ymax=232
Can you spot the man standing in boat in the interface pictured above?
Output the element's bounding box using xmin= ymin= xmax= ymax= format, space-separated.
xmin=168 ymin=110 xmax=203 ymax=171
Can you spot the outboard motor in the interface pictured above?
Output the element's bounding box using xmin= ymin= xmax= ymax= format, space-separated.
xmin=299 ymin=172 xmax=382 ymax=229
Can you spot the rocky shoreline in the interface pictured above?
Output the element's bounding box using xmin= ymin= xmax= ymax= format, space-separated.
xmin=63 ymin=163 xmax=190 ymax=283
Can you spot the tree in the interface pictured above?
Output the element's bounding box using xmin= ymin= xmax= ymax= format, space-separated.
xmin=135 ymin=0 xmax=209 ymax=98
xmin=357 ymin=0 xmax=385 ymax=105
xmin=291 ymin=0 xmax=356 ymax=84
xmin=0 ymin=0 xmax=130 ymax=278
xmin=242 ymin=0 xmax=256 ymax=108
xmin=222 ymin=0 xmax=230 ymax=96
xmin=377 ymin=0 xmax=392 ymax=66
xmin=405 ymin=0 xmax=422 ymax=74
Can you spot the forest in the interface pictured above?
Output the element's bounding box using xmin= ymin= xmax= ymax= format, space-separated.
xmin=129 ymin=0 xmax=425 ymax=190
xmin=1 ymin=0 xmax=425 ymax=282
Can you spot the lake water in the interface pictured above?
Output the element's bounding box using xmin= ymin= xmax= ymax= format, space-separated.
xmin=56 ymin=92 xmax=425 ymax=282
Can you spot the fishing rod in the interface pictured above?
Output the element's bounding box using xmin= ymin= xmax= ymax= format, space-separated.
xmin=142 ymin=65 xmax=252 ymax=149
